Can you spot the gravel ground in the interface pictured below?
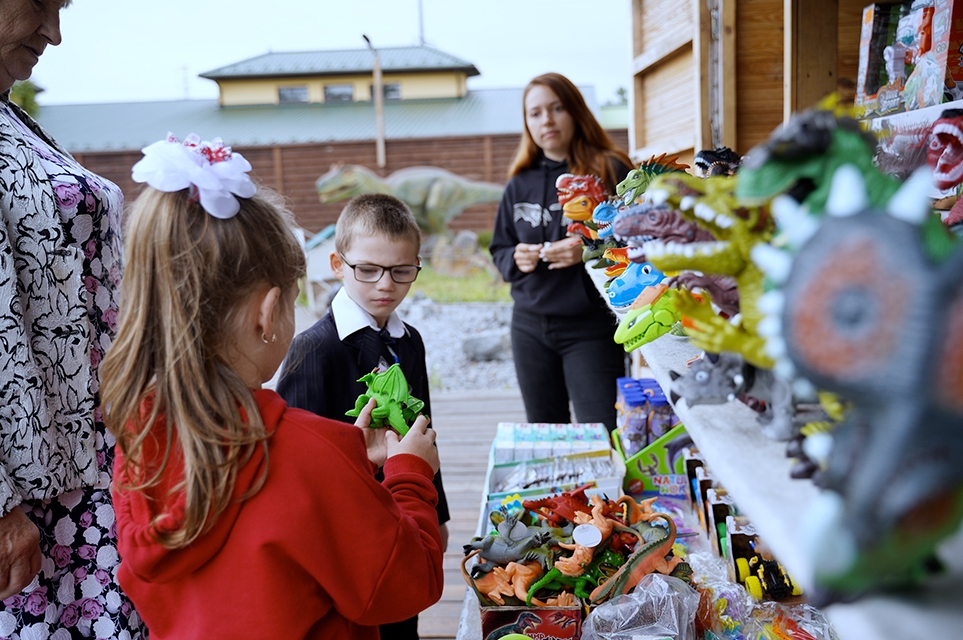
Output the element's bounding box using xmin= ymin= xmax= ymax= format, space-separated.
xmin=397 ymin=294 xmax=519 ymax=393
xmin=288 ymin=294 xmax=520 ymax=394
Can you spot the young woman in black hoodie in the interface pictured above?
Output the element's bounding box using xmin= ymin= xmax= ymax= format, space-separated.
xmin=490 ymin=72 xmax=633 ymax=432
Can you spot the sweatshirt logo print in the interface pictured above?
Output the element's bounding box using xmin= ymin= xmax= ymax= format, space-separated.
xmin=514 ymin=202 xmax=552 ymax=228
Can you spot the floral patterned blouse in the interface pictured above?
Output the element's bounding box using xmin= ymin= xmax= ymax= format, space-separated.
xmin=0 ymin=101 xmax=145 ymax=639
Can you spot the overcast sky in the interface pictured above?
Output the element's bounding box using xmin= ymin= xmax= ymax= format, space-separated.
xmin=34 ymin=0 xmax=632 ymax=106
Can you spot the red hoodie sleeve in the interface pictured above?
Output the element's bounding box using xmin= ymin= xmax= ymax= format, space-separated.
xmin=276 ymin=411 xmax=444 ymax=627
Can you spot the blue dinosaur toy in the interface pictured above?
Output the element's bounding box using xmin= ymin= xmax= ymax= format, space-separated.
xmin=606 ymin=261 xmax=665 ymax=308
xmin=593 ymin=199 xmax=622 ymax=240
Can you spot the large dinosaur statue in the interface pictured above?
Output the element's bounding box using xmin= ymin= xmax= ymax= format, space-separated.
xmin=316 ymin=163 xmax=504 ymax=235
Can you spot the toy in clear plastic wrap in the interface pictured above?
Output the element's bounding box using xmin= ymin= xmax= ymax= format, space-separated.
xmin=613 ymin=285 xmax=683 ymax=352
xmin=582 ymin=574 xmax=701 ymax=640
xmin=344 ymin=362 xmax=424 ymax=436
xmin=644 ymin=172 xmax=775 ymax=368
xmin=735 ymin=539 xmax=803 ymax=602
xmin=694 ymin=147 xmax=742 ymax=178
xmin=605 ymin=261 xmax=665 ymax=309
xmin=616 ymin=153 xmax=690 ymax=206
xmin=771 ymin=168 xmax=963 ymax=604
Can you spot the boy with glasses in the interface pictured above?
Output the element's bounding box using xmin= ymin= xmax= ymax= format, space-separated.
xmin=277 ymin=194 xmax=449 ymax=640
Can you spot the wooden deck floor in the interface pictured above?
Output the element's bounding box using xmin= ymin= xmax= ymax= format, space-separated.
xmin=418 ymin=389 xmax=526 ymax=640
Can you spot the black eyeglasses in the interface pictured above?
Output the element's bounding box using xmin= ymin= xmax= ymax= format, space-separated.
xmin=340 ymin=254 xmax=422 ymax=284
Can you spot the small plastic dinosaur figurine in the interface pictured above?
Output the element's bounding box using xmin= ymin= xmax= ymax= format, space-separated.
xmin=345 ymin=363 xmax=424 ymax=436
xmin=463 ymin=508 xmax=553 ymax=575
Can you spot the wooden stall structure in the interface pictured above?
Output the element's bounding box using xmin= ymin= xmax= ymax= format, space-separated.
xmin=629 ymin=0 xmax=883 ymax=162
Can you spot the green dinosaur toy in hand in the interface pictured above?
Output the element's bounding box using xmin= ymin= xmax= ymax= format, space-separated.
xmin=345 ymin=363 xmax=425 ymax=436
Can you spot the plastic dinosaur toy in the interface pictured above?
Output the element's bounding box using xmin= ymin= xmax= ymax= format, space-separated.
xmin=556 ymin=173 xmax=608 ymax=226
xmin=736 ymin=108 xmax=887 ymax=215
xmin=588 ymin=515 xmax=684 ymax=605
xmin=773 ymin=169 xmax=963 ymax=604
xmin=736 ymin=105 xmax=956 ymax=263
xmin=612 ymin=202 xmax=741 ymax=317
xmin=666 ymin=352 xmax=796 ymax=441
xmin=345 ymin=363 xmax=424 ymax=436
xmin=644 ymin=172 xmax=775 ymax=368
xmin=525 ymin=547 xmax=626 ymax=605
xmin=463 ymin=508 xmax=553 ymax=575
xmin=592 ymin=199 xmax=623 ymax=240
xmin=605 ymin=261 xmax=666 ymax=309
xmin=315 ymin=163 xmax=504 ymax=235
xmin=599 ymin=247 xmax=630 ymax=278
xmin=616 ymin=153 xmax=690 ymax=206
xmin=613 ymin=285 xmax=681 ymax=352
xmin=523 ymin=483 xmax=601 ymax=527
xmin=612 ymin=202 xmax=716 ymax=262
xmin=694 ymin=147 xmax=741 ymax=177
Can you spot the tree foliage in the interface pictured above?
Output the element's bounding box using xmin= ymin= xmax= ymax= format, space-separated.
xmin=10 ymin=81 xmax=40 ymax=117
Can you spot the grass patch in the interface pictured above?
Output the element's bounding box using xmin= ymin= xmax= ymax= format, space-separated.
xmin=410 ymin=264 xmax=512 ymax=303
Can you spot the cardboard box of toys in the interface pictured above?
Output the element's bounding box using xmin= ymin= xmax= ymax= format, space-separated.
xmin=479 ymin=602 xmax=582 ymax=640
xmin=485 ymin=448 xmax=626 ymax=510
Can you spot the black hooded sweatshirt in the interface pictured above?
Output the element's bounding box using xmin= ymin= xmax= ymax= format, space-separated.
xmin=490 ymin=155 xmax=630 ymax=316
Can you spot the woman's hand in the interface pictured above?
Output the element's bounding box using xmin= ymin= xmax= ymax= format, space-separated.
xmin=513 ymin=243 xmax=542 ymax=273
xmin=540 ymin=237 xmax=583 ymax=269
xmin=386 ymin=415 xmax=440 ymax=474
xmin=353 ymin=397 xmax=389 ymax=467
xmin=0 ymin=508 xmax=41 ymax=600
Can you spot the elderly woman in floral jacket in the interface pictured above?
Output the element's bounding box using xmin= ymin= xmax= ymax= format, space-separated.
xmin=0 ymin=1 xmax=144 ymax=637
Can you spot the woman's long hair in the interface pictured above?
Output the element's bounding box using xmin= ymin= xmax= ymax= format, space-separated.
xmin=508 ymin=72 xmax=633 ymax=190
xmin=100 ymin=186 xmax=306 ymax=549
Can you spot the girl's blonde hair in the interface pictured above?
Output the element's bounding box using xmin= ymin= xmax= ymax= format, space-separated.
xmin=101 ymin=186 xmax=306 ymax=549
xmin=508 ymin=72 xmax=633 ymax=191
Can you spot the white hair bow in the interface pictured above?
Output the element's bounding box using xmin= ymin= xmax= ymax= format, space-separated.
xmin=131 ymin=133 xmax=257 ymax=219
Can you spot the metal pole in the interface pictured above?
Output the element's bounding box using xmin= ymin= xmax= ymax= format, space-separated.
xmin=418 ymin=0 xmax=425 ymax=46
xmin=363 ymin=35 xmax=386 ymax=168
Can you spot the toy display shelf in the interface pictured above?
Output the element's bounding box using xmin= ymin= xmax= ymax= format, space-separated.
xmin=866 ymin=98 xmax=963 ymax=136
xmin=637 ymin=334 xmax=963 ymax=639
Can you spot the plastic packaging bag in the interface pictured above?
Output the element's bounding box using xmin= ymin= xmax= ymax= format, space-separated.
xmin=581 ymin=574 xmax=701 ymax=640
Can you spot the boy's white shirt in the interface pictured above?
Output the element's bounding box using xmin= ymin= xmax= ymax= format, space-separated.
xmin=331 ymin=286 xmax=409 ymax=342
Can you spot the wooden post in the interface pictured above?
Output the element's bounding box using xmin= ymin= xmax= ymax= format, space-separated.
xmin=364 ymin=35 xmax=387 ymax=169
xmin=694 ymin=0 xmax=713 ymax=153
xmin=719 ymin=0 xmax=737 ymax=150
xmin=784 ymin=0 xmax=838 ymax=121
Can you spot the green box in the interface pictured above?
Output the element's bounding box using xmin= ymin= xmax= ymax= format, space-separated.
xmin=612 ymin=423 xmax=691 ymax=499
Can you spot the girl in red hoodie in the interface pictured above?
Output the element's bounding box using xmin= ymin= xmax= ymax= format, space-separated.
xmin=99 ymin=134 xmax=444 ymax=639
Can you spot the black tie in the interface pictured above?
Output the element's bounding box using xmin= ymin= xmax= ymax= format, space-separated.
xmin=377 ymin=327 xmax=397 ymax=348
